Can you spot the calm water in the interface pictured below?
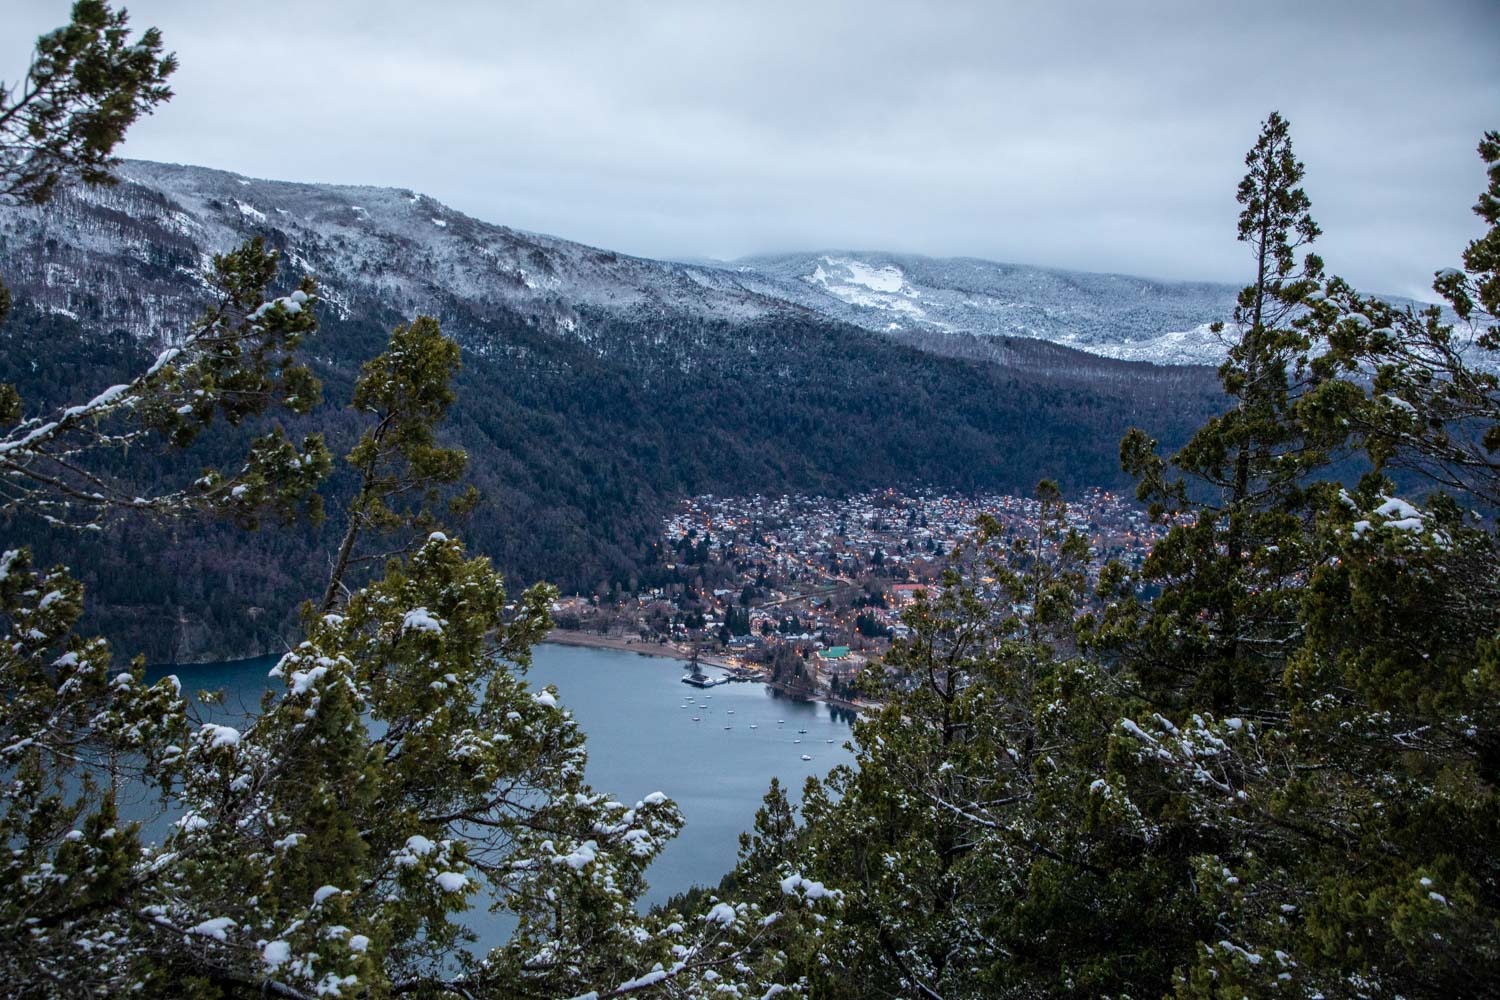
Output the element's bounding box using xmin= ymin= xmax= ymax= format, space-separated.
xmin=149 ymin=643 xmax=855 ymax=912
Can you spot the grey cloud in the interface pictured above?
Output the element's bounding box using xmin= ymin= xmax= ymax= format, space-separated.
xmin=4 ymin=0 xmax=1497 ymax=294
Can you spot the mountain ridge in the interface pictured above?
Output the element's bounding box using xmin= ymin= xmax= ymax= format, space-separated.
xmin=4 ymin=160 xmax=1454 ymax=371
xmin=1 ymin=159 xmax=1249 ymax=368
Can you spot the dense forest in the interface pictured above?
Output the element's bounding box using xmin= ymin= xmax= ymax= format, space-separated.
xmin=0 ymin=284 xmax=1223 ymax=662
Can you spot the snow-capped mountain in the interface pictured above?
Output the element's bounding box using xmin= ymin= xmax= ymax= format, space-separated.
xmin=5 ymin=160 xmax=1463 ymax=375
xmin=696 ymin=252 xmax=1243 ymax=366
xmin=0 ymin=161 xmax=1250 ymax=367
xmin=0 ymin=161 xmax=798 ymax=351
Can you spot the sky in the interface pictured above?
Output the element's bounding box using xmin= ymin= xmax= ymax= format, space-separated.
xmin=6 ymin=0 xmax=1499 ymax=297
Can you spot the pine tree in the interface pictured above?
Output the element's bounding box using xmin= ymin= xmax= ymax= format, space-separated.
xmin=0 ymin=0 xmax=175 ymax=207
xmin=0 ymin=0 xmax=329 ymax=532
xmin=1299 ymin=131 xmax=1500 ymax=506
xmin=733 ymin=777 xmax=800 ymax=903
xmin=755 ymin=483 xmax=1189 ymax=998
xmin=318 ymin=315 xmax=473 ymax=610
xmin=746 ymin=121 xmax=1500 ymax=1000
xmin=1184 ymin=128 xmax=1500 ymax=1000
xmin=1118 ymin=111 xmax=1334 ymax=713
xmin=0 ymin=9 xmax=326 ymax=991
xmin=0 ymin=546 xmax=189 ymax=993
xmin=1108 ymin=127 xmax=1500 ymax=999
xmin=0 ymin=0 xmax=175 ymax=440
xmin=0 ymin=23 xmax=328 ymax=530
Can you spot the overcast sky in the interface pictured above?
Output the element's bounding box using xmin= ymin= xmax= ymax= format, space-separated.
xmin=6 ymin=1 xmax=1498 ymax=296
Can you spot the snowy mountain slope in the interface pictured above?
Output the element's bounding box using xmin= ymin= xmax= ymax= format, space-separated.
xmin=0 ymin=160 xmax=806 ymax=356
xmin=699 ymin=252 xmax=1244 ymax=366
xmin=2 ymin=161 xmax=1458 ymax=371
xmin=699 ymin=252 xmax=1465 ymax=368
xmin=0 ymin=161 xmax=1245 ymax=368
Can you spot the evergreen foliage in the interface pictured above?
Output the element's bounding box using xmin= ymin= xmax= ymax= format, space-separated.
xmin=318 ymin=315 xmax=473 ymax=611
xmin=0 ymin=0 xmax=175 ymax=462
xmin=0 ymin=3 xmax=324 ymax=528
xmin=1118 ymin=112 xmax=1336 ymax=714
xmin=0 ymin=0 xmax=175 ymax=207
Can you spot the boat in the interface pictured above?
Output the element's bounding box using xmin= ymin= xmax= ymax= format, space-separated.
xmin=726 ymin=709 xmax=734 ymax=714
xmin=723 ymin=725 xmax=732 ymax=730
xmin=797 ymin=729 xmax=807 ymax=734
xmin=794 ymin=739 xmax=802 ymax=744
xmin=692 ymin=716 xmax=701 ymax=722
xmin=749 ymin=724 xmax=758 ymax=729
xmin=777 ymin=720 xmax=784 ymax=725
xmin=801 ymin=754 xmax=812 ymax=761
xmin=826 ymin=739 xmax=835 ymax=743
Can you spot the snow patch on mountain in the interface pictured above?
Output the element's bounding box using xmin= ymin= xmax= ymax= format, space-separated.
xmin=1082 ymin=323 xmax=1236 ymax=366
xmin=822 ymin=257 xmax=905 ymax=294
xmin=804 ymin=257 xmax=928 ymax=319
xmin=729 ymin=251 xmax=1244 ymax=363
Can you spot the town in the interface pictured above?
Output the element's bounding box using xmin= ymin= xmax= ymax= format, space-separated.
xmin=548 ymin=487 xmax=1173 ymax=705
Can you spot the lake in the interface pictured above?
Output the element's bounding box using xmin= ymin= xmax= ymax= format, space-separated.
xmin=149 ymin=643 xmax=857 ymax=915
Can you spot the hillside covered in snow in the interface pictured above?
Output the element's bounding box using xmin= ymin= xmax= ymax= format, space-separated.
xmin=702 ymin=252 xmax=1243 ymax=366
xmin=0 ymin=160 xmax=1256 ymax=367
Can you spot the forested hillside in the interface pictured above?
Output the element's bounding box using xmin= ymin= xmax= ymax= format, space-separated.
xmin=0 ymin=238 xmax=1218 ymax=659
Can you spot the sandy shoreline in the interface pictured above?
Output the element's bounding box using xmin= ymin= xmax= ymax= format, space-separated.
xmin=543 ymin=630 xmax=741 ymax=670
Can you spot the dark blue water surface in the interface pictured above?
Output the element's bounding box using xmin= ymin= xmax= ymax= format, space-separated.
xmin=151 ymin=644 xmax=855 ymax=910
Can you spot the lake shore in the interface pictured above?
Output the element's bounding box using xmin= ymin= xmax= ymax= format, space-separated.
xmin=158 ymin=633 xmax=744 ymax=677
xmin=543 ymin=630 xmax=872 ymax=716
xmin=543 ymin=630 xmax=742 ymax=670
xmin=158 ymin=632 xmax=866 ymax=714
